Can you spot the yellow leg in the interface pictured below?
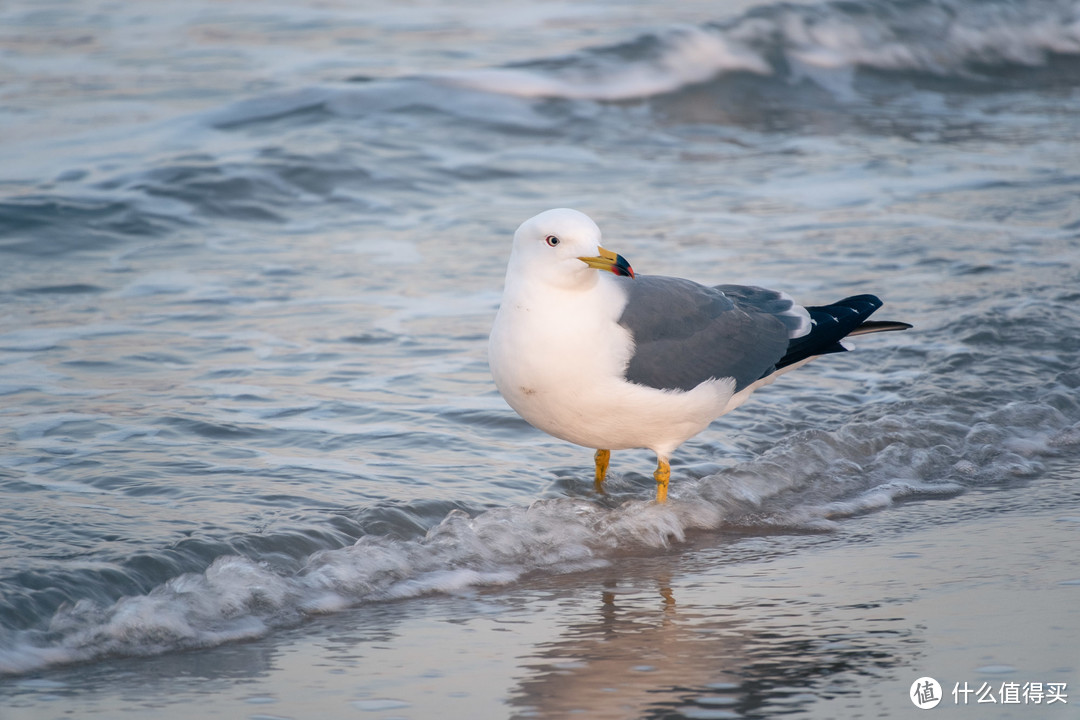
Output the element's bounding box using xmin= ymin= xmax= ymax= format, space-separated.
xmin=594 ymin=449 xmax=611 ymax=493
xmin=654 ymin=458 xmax=670 ymax=503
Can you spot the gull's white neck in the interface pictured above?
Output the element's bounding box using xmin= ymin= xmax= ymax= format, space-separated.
xmin=490 ymin=272 xmax=632 ymax=424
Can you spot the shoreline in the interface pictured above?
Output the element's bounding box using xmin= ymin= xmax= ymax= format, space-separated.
xmin=5 ymin=467 xmax=1077 ymax=719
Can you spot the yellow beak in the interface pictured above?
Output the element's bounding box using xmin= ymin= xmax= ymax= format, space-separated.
xmin=578 ymin=246 xmax=635 ymax=278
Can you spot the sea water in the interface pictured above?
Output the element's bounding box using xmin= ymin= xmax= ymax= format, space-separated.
xmin=1 ymin=0 xmax=1079 ymax=717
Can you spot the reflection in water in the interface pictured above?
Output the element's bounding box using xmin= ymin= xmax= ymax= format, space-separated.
xmin=508 ymin=564 xmax=914 ymax=719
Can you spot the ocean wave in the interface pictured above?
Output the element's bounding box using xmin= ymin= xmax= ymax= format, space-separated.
xmin=106 ymin=149 xmax=380 ymax=221
xmin=440 ymin=0 xmax=1080 ymax=101
xmin=0 ymin=195 xmax=177 ymax=257
xmin=0 ymin=149 xmax=387 ymax=256
xmin=200 ymin=0 xmax=1080 ymax=134
xmin=437 ymin=25 xmax=771 ymax=101
xmin=10 ymin=0 xmax=1077 ymax=256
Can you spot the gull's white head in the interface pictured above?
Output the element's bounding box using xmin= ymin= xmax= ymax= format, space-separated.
xmin=507 ymin=208 xmax=634 ymax=290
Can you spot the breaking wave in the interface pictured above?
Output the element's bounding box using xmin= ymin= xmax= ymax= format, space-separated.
xmin=440 ymin=0 xmax=1080 ymax=100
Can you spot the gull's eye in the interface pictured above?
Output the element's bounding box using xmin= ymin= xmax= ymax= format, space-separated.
xmin=545 ymin=235 xmax=560 ymax=247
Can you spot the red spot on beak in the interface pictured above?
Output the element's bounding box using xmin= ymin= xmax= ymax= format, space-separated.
xmin=613 ymin=254 xmax=634 ymax=278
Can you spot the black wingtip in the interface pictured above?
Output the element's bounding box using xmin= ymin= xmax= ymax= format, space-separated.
xmin=774 ymin=294 xmax=908 ymax=370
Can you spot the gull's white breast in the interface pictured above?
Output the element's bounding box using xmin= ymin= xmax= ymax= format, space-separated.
xmin=489 ymin=274 xmax=738 ymax=456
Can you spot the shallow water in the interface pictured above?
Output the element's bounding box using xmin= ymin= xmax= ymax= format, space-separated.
xmin=2 ymin=0 xmax=1080 ymax=716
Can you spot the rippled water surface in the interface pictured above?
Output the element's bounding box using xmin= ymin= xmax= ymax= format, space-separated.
xmin=2 ymin=0 xmax=1079 ymax=716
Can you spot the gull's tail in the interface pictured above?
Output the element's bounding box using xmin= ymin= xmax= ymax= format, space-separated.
xmin=775 ymin=294 xmax=911 ymax=370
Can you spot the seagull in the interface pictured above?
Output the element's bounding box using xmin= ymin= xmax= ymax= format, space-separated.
xmin=489 ymin=208 xmax=911 ymax=502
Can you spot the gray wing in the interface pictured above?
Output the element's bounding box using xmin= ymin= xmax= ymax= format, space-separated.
xmin=616 ymin=276 xmax=798 ymax=393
